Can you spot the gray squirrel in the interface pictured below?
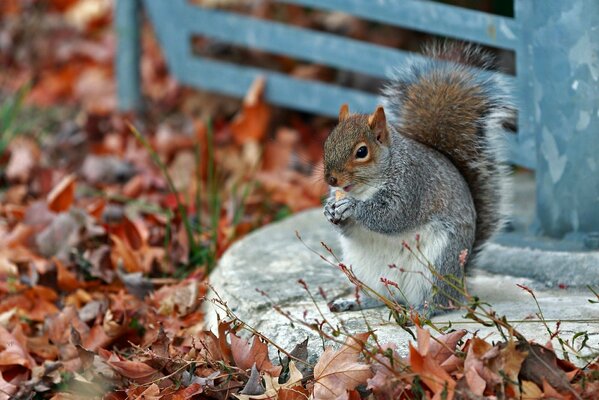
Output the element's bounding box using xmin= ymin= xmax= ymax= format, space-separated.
xmin=323 ymin=43 xmax=513 ymax=315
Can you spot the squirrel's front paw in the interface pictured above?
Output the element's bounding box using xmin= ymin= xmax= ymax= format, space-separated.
xmin=324 ymin=198 xmax=355 ymax=225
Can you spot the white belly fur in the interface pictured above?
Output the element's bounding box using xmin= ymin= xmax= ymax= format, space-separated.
xmin=339 ymin=223 xmax=449 ymax=307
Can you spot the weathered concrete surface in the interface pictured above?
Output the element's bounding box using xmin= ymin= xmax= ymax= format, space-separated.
xmin=481 ymin=171 xmax=599 ymax=285
xmin=206 ymin=208 xmax=599 ymax=363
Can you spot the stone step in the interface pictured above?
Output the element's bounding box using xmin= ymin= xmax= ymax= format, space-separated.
xmin=206 ymin=208 xmax=599 ymax=363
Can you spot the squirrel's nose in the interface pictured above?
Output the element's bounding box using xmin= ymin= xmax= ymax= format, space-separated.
xmin=327 ymin=175 xmax=338 ymax=186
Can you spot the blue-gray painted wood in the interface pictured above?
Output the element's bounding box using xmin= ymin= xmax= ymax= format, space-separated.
xmin=117 ymin=0 xmax=599 ymax=247
xmin=180 ymin=57 xmax=380 ymax=116
xmin=279 ymin=0 xmax=519 ymax=50
xmin=140 ymin=0 xmax=528 ymax=167
xmin=168 ymin=1 xmax=416 ymax=79
xmin=516 ymin=1 xmax=599 ymax=239
xmin=115 ymin=0 xmax=141 ymax=111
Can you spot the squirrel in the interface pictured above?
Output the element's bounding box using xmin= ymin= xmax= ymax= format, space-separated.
xmin=323 ymin=42 xmax=513 ymax=316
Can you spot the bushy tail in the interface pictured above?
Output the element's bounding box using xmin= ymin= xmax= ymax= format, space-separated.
xmin=382 ymin=42 xmax=514 ymax=252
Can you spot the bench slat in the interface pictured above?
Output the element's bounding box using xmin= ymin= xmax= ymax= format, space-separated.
xmin=279 ymin=0 xmax=520 ymax=50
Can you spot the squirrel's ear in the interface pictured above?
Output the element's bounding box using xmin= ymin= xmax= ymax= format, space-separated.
xmin=368 ymin=106 xmax=389 ymax=145
xmin=338 ymin=103 xmax=350 ymax=121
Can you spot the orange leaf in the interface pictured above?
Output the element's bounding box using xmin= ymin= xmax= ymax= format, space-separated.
xmin=409 ymin=342 xmax=455 ymax=400
xmin=542 ymin=379 xmax=568 ymax=400
xmin=0 ymin=325 xmax=33 ymax=369
xmin=172 ymin=383 xmax=203 ymax=399
xmin=313 ymin=333 xmax=372 ymax=400
xmin=54 ymin=258 xmax=80 ymax=291
xmin=277 ymin=385 xmax=309 ymax=400
xmin=230 ymin=76 xmax=271 ymax=145
xmin=230 ymin=334 xmax=282 ymax=376
xmin=47 ymin=174 xmax=76 ymax=212
xmin=85 ymin=197 xmax=106 ymax=220
xmin=108 ymin=358 xmax=160 ymax=382
xmin=110 ymin=234 xmax=142 ymax=272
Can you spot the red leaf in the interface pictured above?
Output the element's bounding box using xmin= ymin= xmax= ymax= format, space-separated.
xmin=47 ymin=174 xmax=76 ymax=212
xmin=230 ymin=76 xmax=271 ymax=145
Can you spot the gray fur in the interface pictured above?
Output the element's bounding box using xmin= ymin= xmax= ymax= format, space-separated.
xmin=325 ymin=132 xmax=476 ymax=313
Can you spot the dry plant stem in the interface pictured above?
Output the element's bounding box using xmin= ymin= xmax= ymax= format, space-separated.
xmin=207 ymin=287 xmax=313 ymax=369
xmin=297 ymin=233 xmax=404 ymax=313
xmin=128 ymin=123 xmax=199 ymax=256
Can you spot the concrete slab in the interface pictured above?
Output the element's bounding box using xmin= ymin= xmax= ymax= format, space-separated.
xmin=206 ymin=208 xmax=599 ymax=364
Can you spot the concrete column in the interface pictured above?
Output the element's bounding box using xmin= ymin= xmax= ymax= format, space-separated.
xmin=517 ymin=1 xmax=599 ymax=241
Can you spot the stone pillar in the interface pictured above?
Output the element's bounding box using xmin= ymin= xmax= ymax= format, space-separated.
xmin=517 ymin=1 xmax=599 ymax=241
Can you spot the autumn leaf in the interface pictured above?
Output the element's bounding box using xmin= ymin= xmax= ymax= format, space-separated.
xmin=107 ymin=356 xmax=161 ymax=383
xmin=409 ymin=342 xmax=455 ymax=400
xmin=313 ymin=333 xmax=372 ymax=400
xmin=0 ymin=325 xmax=34 ymax=369
xmin=235 ymin=360 xmax=304 ymax=400
xmin=231 ymin=76 xmax=271 ymax=145
xmin=110 ymin=234 xmax=142 ymax=273
xmin=54 ymin=257 xmax=81 ymax=291
xmin=6 ymin=137 xmax=40 ymax=183
xmin=489 ymin=340 xmax=528 ymax=398
xmin=0 ymin=373 xmax=17 ymax=400
xmin=230 ymin=333 xmax=282 ymax=377
xmin=47 ymin=174 xmax=76 ymax=212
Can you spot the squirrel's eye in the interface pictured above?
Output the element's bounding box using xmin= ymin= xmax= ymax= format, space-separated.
xmin=355 ymin=145 xmax=368 ymax=159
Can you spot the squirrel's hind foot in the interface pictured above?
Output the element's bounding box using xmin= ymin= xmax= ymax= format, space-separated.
xmin=328 ymin=296 xmax=384 ymax=312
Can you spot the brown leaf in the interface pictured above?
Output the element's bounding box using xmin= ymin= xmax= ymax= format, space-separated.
xmin=172 ymin=382 xmax=203 ymax=399
xmin=230 ymin=334 xmax=282 ymax=376
xmin=131 ymin=382 xmax=162 ymax=399
xmin=518 ymin=342 xmax=572 ymax=393
xmin=428 ymin=329 xmax=467 ymax=367
xmin=521 ymin=380 xmax=543 ymax=400
xmin=313 ymin=333 xmax=372 ymax=400
xmin=0 ymin=372 xmax=18 ymax=400
xmin=409 ymin=342 xmax=455 ymax=400
xmin=110 ymin=234 xmax=142 ymax=273
xmin=0 ymin=325 xmax=33 ymax=369
xmin=231 ymin=76 xmax=271 ymax=145
xmin=489 ymin=341 xmax=528 ymax=398
xmin=54 ymin=258 xmax=81 ymax=291
xmin=6 ymin=137 xmax=40 ymax=182
xmin=542 ymin=379 xmax=568 ymax=399
xmin=107 ymin=357 xmax=160 ymax=382
xmin=218 ymin=320 xmax=234 ymax=364
xmin=463 ymin=337 xmax=499 ymax=396
xmin=277 ymin=385 xmax=309 ymax=400
xmin=47 ymin=174 xmax=76 ymax=212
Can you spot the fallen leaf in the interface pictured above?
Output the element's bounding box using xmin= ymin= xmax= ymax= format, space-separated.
xmin=521 ymin=380 xmax=543 ymax=400
xmin=235 ymin=360 xmax=304 ymax=400
xmin=463 ymin=337 xmax=499 ymax=396
xmin=239 ymin=363 xmax=265 ymax=396
xmin=489 ymin=341 xmax=528 ymax=398
xmin=0 ymin=325 xmax=34 ymax=369
xmin=6 ymin=137 xmax=40 ymax=183
xmin=409 ymin=341 xmax=455 ymax=400
xmin=231 ymin=334 xmax=282 ymax=376
xmin=542 ymin=379 xmax=568 ymax=399
xmin=313 ymin=333 xmax=372 ymax=400
xmin=171 ymin=382 xmax=203 ymax=399
xmin=110 ymin=234 xmax=142 ymax=273
xmin=231 ymin=76 xmax=271 ymax=145
xmin=0 ymin=372 xmax=17 ymax=400
xmin=518 ymin=342 xmax=572 ymax=393
xmin=47 ymin=174 xmax=76 ymax=212
xmin=107 ymin=357 xmax=160 ymax=383
xmin=55 ymin=258 xmax=81 ymax=291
